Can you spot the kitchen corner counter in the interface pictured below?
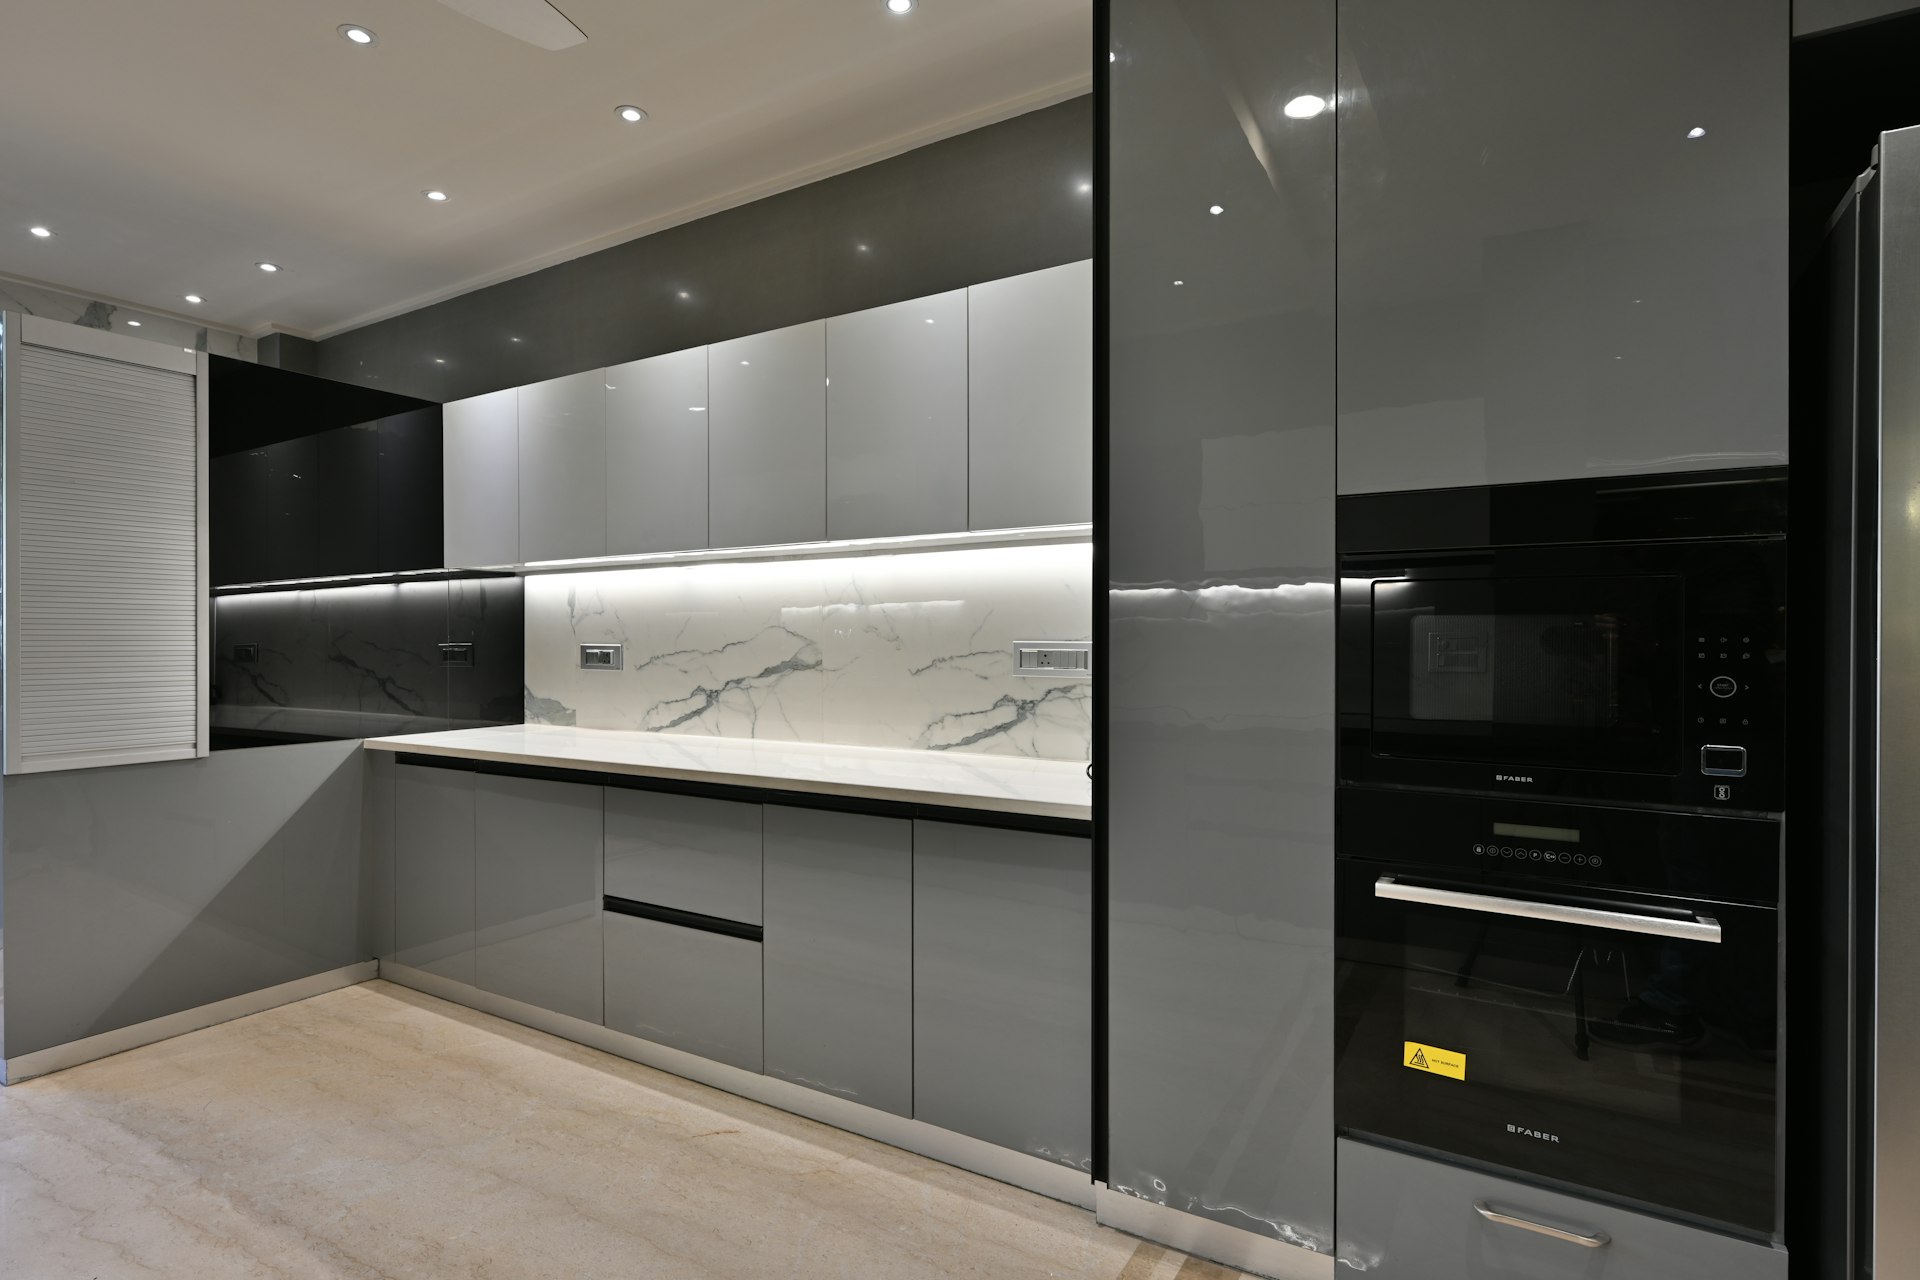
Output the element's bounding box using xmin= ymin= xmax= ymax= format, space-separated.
xmin=361 ymin=725 xmax=1092 ymax=823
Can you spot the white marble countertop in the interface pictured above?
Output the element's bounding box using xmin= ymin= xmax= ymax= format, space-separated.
xmin=361 ymin=725 xmax=1092 ymax=823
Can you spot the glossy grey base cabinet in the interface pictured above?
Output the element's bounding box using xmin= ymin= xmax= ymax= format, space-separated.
xmin=604 ymin=789 xmax=762 ymax=924
xmin=473 ymin=775 xmax=604 ymax=1025
xmin=762 ymin=806 xmax=913 ymax=1116
xmin=1334 ymin=1140 xmax=1786 ymax=1280
xmin=394 ymin=764 xmax=478 ymax=984
xmin=604 ymin=913 xmax=763 ymax=1072
xmin=912 ymin=821 xmax=1092 ymax=1165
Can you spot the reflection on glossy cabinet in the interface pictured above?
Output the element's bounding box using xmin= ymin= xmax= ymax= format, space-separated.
xmin=709 ymin=321 xmax=827 ymax=549
xmin=474 ymin=775 xmax=604 ymax=1025
xmin=604 ymin=913 xmax=763 ymax=1072
xmin=443 ymin=388 xmax=519 ymax=568
xmin=394 ymin=764 xmax=477 ymax=984
xmin=607 ymin=348 xmax=710 ymax=554
xmin=969 ymin=262 xmax=1093 ymax=530
xmin=518 ymin=370 xmax=608 ymax=562
xmin=762 ymin=805 xmax=913 ymax=1116
xmin=1335 ymin=1139 xmax=1787 ymax=1279
xmin=913 ymin=821 xmax=1092 ymax=1163
xmin=826 ymin=290 xmax=968 ymax=539
xmin=1336 ymin=0 xmax=1788 ymax=492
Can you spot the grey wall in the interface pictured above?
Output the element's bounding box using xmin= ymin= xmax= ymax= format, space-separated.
xmin=1107 ymin=0 xmax=1337 ymax=1255
xmin=317 ymin=98 xmax=1094 ymax=404
xmin=1 ymin=741 xmax=368 ymax=1059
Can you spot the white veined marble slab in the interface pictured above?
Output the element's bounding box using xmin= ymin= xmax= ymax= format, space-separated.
xmin=522 ymin=542 xmax=1092 ymax=762
xmin=363 ymin=724 xmax=1092 ymax=821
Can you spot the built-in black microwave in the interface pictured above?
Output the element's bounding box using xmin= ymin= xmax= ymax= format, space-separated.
xmin=1337 ymin=469 xmax=1787 ymax=815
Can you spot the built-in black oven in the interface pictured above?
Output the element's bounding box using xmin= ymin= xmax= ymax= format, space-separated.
xmin=1334 ymin=470 xmax=1788 ymax=1242
xmin=1338 ymin=468 xmax=1787 ymax=813
xmin=1334 ymin=789 xmax=1782 ymax=1240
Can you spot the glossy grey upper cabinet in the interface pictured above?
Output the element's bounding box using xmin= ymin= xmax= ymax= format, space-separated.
xmin=443 ymin=389 xmax=518 ymax=569
xmin=709 ymin=321 xmax=827 ymax=549
xmin=826 ymin=290 xmax=968 ymax=539
xmin=606 ymin=347 xmax=709 ymax=555
xmin=517 ymin=369 xmax=607 ymax=562
xmin=969 ymin=261 xmax=1094 ymax=530
xmin=1336 ymin=0 xmax=1788 ymax=493
xmin=473 ymin=774 xmax=604 ymax=1025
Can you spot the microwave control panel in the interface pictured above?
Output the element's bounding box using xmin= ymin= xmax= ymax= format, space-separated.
xmin=1683 ymin=610 xmax=1783 ymax=811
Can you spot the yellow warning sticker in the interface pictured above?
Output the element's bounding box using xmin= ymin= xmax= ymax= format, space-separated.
xmin=1404 ymin=1041 xmax=1467 ymax=1081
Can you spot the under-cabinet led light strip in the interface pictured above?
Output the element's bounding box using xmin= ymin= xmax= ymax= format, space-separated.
xmin=518 ymin=523 xmax=1093 ymax=574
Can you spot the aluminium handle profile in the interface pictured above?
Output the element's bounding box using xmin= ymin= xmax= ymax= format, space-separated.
xmin=1374 ymin=877 xmax=1722 ymax=944
xmin=1473 ymin=1200 xmax=1611 ymax=1249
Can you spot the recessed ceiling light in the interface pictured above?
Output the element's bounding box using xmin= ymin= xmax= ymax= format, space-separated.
xmin=423 ymin=189 xmax=450 ymax=202
xmin=126 ymin=320 xmax=141 ymax=327
xmin=616 ymin=105 xmax=648 ymax=123
xmin=1209 ymin=204 xmax=1225 ymax=215
xmin=1283 ymin=94 xmax=1328 ymax=120
xmin=886 ymin=0 xmax=914 ymax=12
xmin=257 ymin=262 xmax=280 ymax=273
xmin=28 ymin=225 xmax=52 ymax=238
xmin=338 ymin=24 xmax=377 ymax=46
xmin=184 ymin=294 xmax=203 ymax=304
xmin=1686 ymin=126 xmax=1707 ymax=139
xmin=1077 ymin=181 xmax=1092 ymax=194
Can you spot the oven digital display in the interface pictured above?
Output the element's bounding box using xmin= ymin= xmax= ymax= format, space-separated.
xmin=1494 ymin=821 xmax=1581 ymax=844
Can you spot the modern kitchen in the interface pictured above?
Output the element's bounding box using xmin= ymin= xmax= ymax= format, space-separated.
xmin=0 ymin=1 xmax=1915 ymax=1277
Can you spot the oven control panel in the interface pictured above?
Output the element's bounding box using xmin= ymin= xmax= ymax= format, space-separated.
xmin=1470 ymin=842 xmax=1602 ymax=870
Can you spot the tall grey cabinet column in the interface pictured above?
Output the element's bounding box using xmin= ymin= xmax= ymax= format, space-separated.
xmin=1106 ymin=1 xmax=1337 ymax=1272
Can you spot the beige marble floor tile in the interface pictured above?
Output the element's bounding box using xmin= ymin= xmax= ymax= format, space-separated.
xmin=0 ymin=981 xmax=1257 ymax=1280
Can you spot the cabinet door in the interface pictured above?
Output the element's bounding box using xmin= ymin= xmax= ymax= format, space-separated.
xmin=607 ymin=347 xmax=709 ymax=554
xmin=763 ymin=806 xmax=912 ymax=1115
xmin=210 ymin=448 xmax=273 ymax=587
xmin=474 ymin=775 xmax=604 ymax=1024
xmin=826 ymin=290 xmax=967 ymax=539
xmin=443 ymin=388 xmax=519 ymax=568
xmin=1335 ymin=1139 xmax=1787 ymax=1279
xmin=604 ymin=913 xmax=762 ymax=1072
xmin=377 ymin=407 xmax=444 ymax=572
xmin=968 ymin=262 xmax=1093 ymax=530
xmin=914 ymin=821 xmax=1092 ymax=1162
xmin=1336 ymin=0 xmax=1788 ymax=493
xmin=273 ymin=426 xmax=379 ymax=580
xmin=708 ymin=321 xmax=826 ymax=548
xmin=518 ymin=369 xmax=608 ymax=562
xmin=604 ymin=789 xmax=762 ymax=924
xmin=394 ymin=764 xmax=477 ymax=984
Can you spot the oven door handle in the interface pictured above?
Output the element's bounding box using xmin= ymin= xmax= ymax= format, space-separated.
xmin=1473 ymin=1200 xmax=1611 ymax=1248
xmin=1374 ymin=877 xmax=1723 ymax=944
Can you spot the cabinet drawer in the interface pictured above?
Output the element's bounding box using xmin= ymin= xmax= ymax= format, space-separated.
xmin=604 ymin=913 xmax=762 ymax=1073
xmin=1336 ymin=1139 xmax=1786 ymax=1280
xmin=604 ymin=789 xmax=762 ymax=925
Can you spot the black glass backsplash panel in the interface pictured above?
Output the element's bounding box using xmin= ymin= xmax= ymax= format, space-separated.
xmin=210 ymin=577 xmax=523 ymax=749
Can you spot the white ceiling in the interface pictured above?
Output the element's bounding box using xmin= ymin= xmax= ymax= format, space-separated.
xmin=0 ymin=0 xmax=1090 ymax=339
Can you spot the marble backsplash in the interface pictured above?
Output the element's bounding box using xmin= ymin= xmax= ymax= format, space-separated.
xmin=524 ymin=542 xmax=1093 ymax=761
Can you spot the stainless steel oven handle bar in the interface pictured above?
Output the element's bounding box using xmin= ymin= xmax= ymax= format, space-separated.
xmin=1473 ymin=1200 xmax=1611 ymax=1248
xmin=1374 ymin=877 xmax=1723 ymax=944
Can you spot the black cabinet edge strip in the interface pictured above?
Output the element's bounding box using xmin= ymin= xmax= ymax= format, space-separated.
xmin=387 ymin=752 xmax=1094 ymax=837
xmin=603 ymin=896 xmax=765 ymax=942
